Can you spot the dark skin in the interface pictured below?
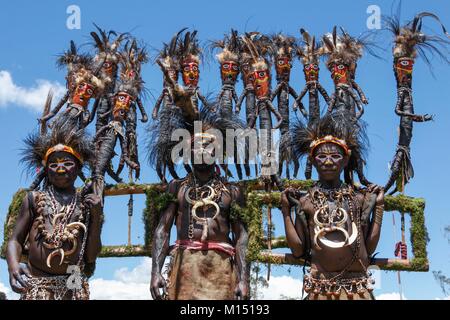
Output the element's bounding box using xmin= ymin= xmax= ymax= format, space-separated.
xmin=150 ymin=141 xmax=249 ymax=300
xmin=281 ymin=143 xmax=384 ymax=273
xmin=6 ymin=151 xmax=103 ymax=294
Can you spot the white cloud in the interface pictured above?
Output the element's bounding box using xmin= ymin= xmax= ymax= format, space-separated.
xmin=260 ymin=275 xmax=303 ymax=300
xmin=0 ymin=70 xmax=66 ymax=112
xmin=376 ymin=292 xmax=407 ymax=300
xmin=89 ymin=257 xmax=153 ymax=300
xmin=0 ymin=280 xmax=20 ymax=300
xmin=89 ymin=258 xmax=306 ymax=300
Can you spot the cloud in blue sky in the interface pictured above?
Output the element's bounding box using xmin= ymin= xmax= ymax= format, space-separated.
xmin=0 ymin=70 xmax=66 ymax=112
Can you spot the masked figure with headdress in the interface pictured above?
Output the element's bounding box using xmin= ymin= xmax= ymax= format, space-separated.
xmin=149 ymin=106 xmax=249 ymax=300
xmin=238 ymin=33 xmax=283 ymax=189
xmin=151 ymin=29 xmax=192 ymax=183
xmin=157 ymin=29 xmax=210 ymax=123
xmin=270 ymin=34 xmax=306 ymax=179
xmin=89 ymin=25 xmax=134 ymax=134
xmin=210 ymin=29 xmax=250 ymax=179
xmin=7 ymin=99 xmax=103 ymax=300
xmin=384 ymin=12 xmax=449 ymax=194
xmin=92 ymin=40 xmax=145 ymax=200
xmin=40 ymin=41 xmax=106 ymax=132
xmin=114 ymin=39 xmax=149 ymax=182
xmin=294 ymin=29 xmax=331 ymax=179
xmin=322 ymin=27 xmax=376 ymax=186
xmin=281 ymin=113 xmax=384 ymax=300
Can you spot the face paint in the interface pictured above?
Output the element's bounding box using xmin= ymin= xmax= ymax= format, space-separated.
xmin=312 ymin=143 xmax=347 ymax=183
xmin=72 ymin=82 xmax=95 ymax=107
xmin=102 ymin=60 xmax=116 ymax=77
xmin=46 ymin=151 xmax=79 ymax=189
xmin=303 ymin=63 xmax=319 ymax=82
xmin=181 ymin=61 xmax=199 ymax=87
xmin=220 ymin=61 xmax=239 ymax=83
xmin=254 ymin=69 xmax=270 ymax=99
xmin=395 ymin=57 xmax=414 ymax=86
xmin=275 ymin=56 xmax=291 ymax=80
xmin=113 ymin=92 xmax=133 ymax=120
xmin=191 ymin=133 xmax=217 ymax=171
xmin=242 ymin=63 xmax=254 ymax=88
xmin=331 ymin=63 xmax=349 ymax=85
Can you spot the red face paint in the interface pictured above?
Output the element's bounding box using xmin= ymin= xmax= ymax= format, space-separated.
xmin=254 ymin=69 xmax=270 ymax=99
xmin=303 ymin=63 xmax=319 ymax=82
xmin=72 ymin=82 xmax=95 ymax=107
xmin=181 ymin=61 xmax=199 ymax=87
xmin=220 ymin=61 xmax=239 ymax=83
xmin=275 ymin=56 xmax=291 ymax=80
xmin=395 ymin=58 xmax=414 ymax=85
xmin=331 ymin=63 xmax=349 ymax=85
xmin=242 ymin=63 xmax=254 ymax=88
xmin=102 ymin=61 xmax=116 ymax=77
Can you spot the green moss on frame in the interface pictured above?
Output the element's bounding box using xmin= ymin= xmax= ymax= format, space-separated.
xmin=142 ymin=187 xmax=177 ymax=248
xmin=1 ymin=189 xmax=27 ymax=258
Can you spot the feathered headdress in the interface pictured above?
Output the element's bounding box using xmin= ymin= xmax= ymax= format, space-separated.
xmin=322 ymin=26 xmax=380 ymax=76
xmin=90 ymin=24 xmax=127 ymax=71
xmin=116 ymin=39 xmax=148 ymax=99
xmin=322 ymin=26 xmax=364 ymax=71
xmin=290 ymin=113 xmax=368 ymax=176
xmin=271 ymin=33 xmax=296 ymax=58
xmin=57 ymin=41 xmax=106 ymax=96
xmin=385 ymin=11 xmax=449 ymax=63
xmin=297 ymin=28 xmax=325 ymax=65
xmin=147 ymin=102 xmax=244 ymax=179
xmin=177 ymin=29 xmax=202 ymax=65
xmin=240 ymin=33 xmax=272 ymax=72
xmin=158 ymin=28 xmax=187 ymax=70
xmin=21 ymin=94 xmax=94 ymax=183
xmin=211 ymin=29 xmax=241 ymax=64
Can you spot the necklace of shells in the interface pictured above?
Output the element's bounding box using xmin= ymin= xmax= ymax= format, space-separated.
xmin=35 ymin=186 xmax=87 ymax=268
xmin=310 ymin=183 xmax=358 ymax=250
xmin=184 ymin=173 xmax=228 ymax=242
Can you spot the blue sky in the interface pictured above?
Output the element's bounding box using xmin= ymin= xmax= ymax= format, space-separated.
xmin=0 ymin=0 xmax=449 ymax=299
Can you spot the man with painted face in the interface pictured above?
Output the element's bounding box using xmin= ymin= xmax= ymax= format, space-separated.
xmin=6 ymin=119 xmax=103 ymax=300
xmin=150 ymin=110 xmax=249 ymax=300
xmin=281 ymin=114 xmax=384 ymax=300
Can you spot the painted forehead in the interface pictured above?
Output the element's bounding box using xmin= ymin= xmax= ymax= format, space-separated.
xmin=47 ymin=151 xmax=78 ymax=163
xmin=314 ymin=143 xmax=345 ymax=155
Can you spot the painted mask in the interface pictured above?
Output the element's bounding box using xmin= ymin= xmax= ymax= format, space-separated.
xmin=102 ymin=60 xmax=116 ymax=77
xmin=113 ymin=92 xmax=133 ymax=120
xmin=72 ymin=82 xmax=95 ymax=107
xmin=304 ymin=63 xmax=319 ymax=82
xmin=181 ymin=60 xmax=199 ymax=87
xmin=220 ymin=61 xmax=239 ymax=83
xmin=275 ymin=56 xmax=291 ymax=80
xmin=331 ymin=62 xmax=349 ymax=85
xmin=254 ymin=69 xmax=270 ymax=99
xmin=242 ymin=62 xmax=255 ymax=88
xmin=395 ymin=57 xmax=414 ymax=86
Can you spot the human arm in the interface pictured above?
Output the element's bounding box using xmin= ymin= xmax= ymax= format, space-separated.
xmin=150 ymin=180 xmax=178 ymax=300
